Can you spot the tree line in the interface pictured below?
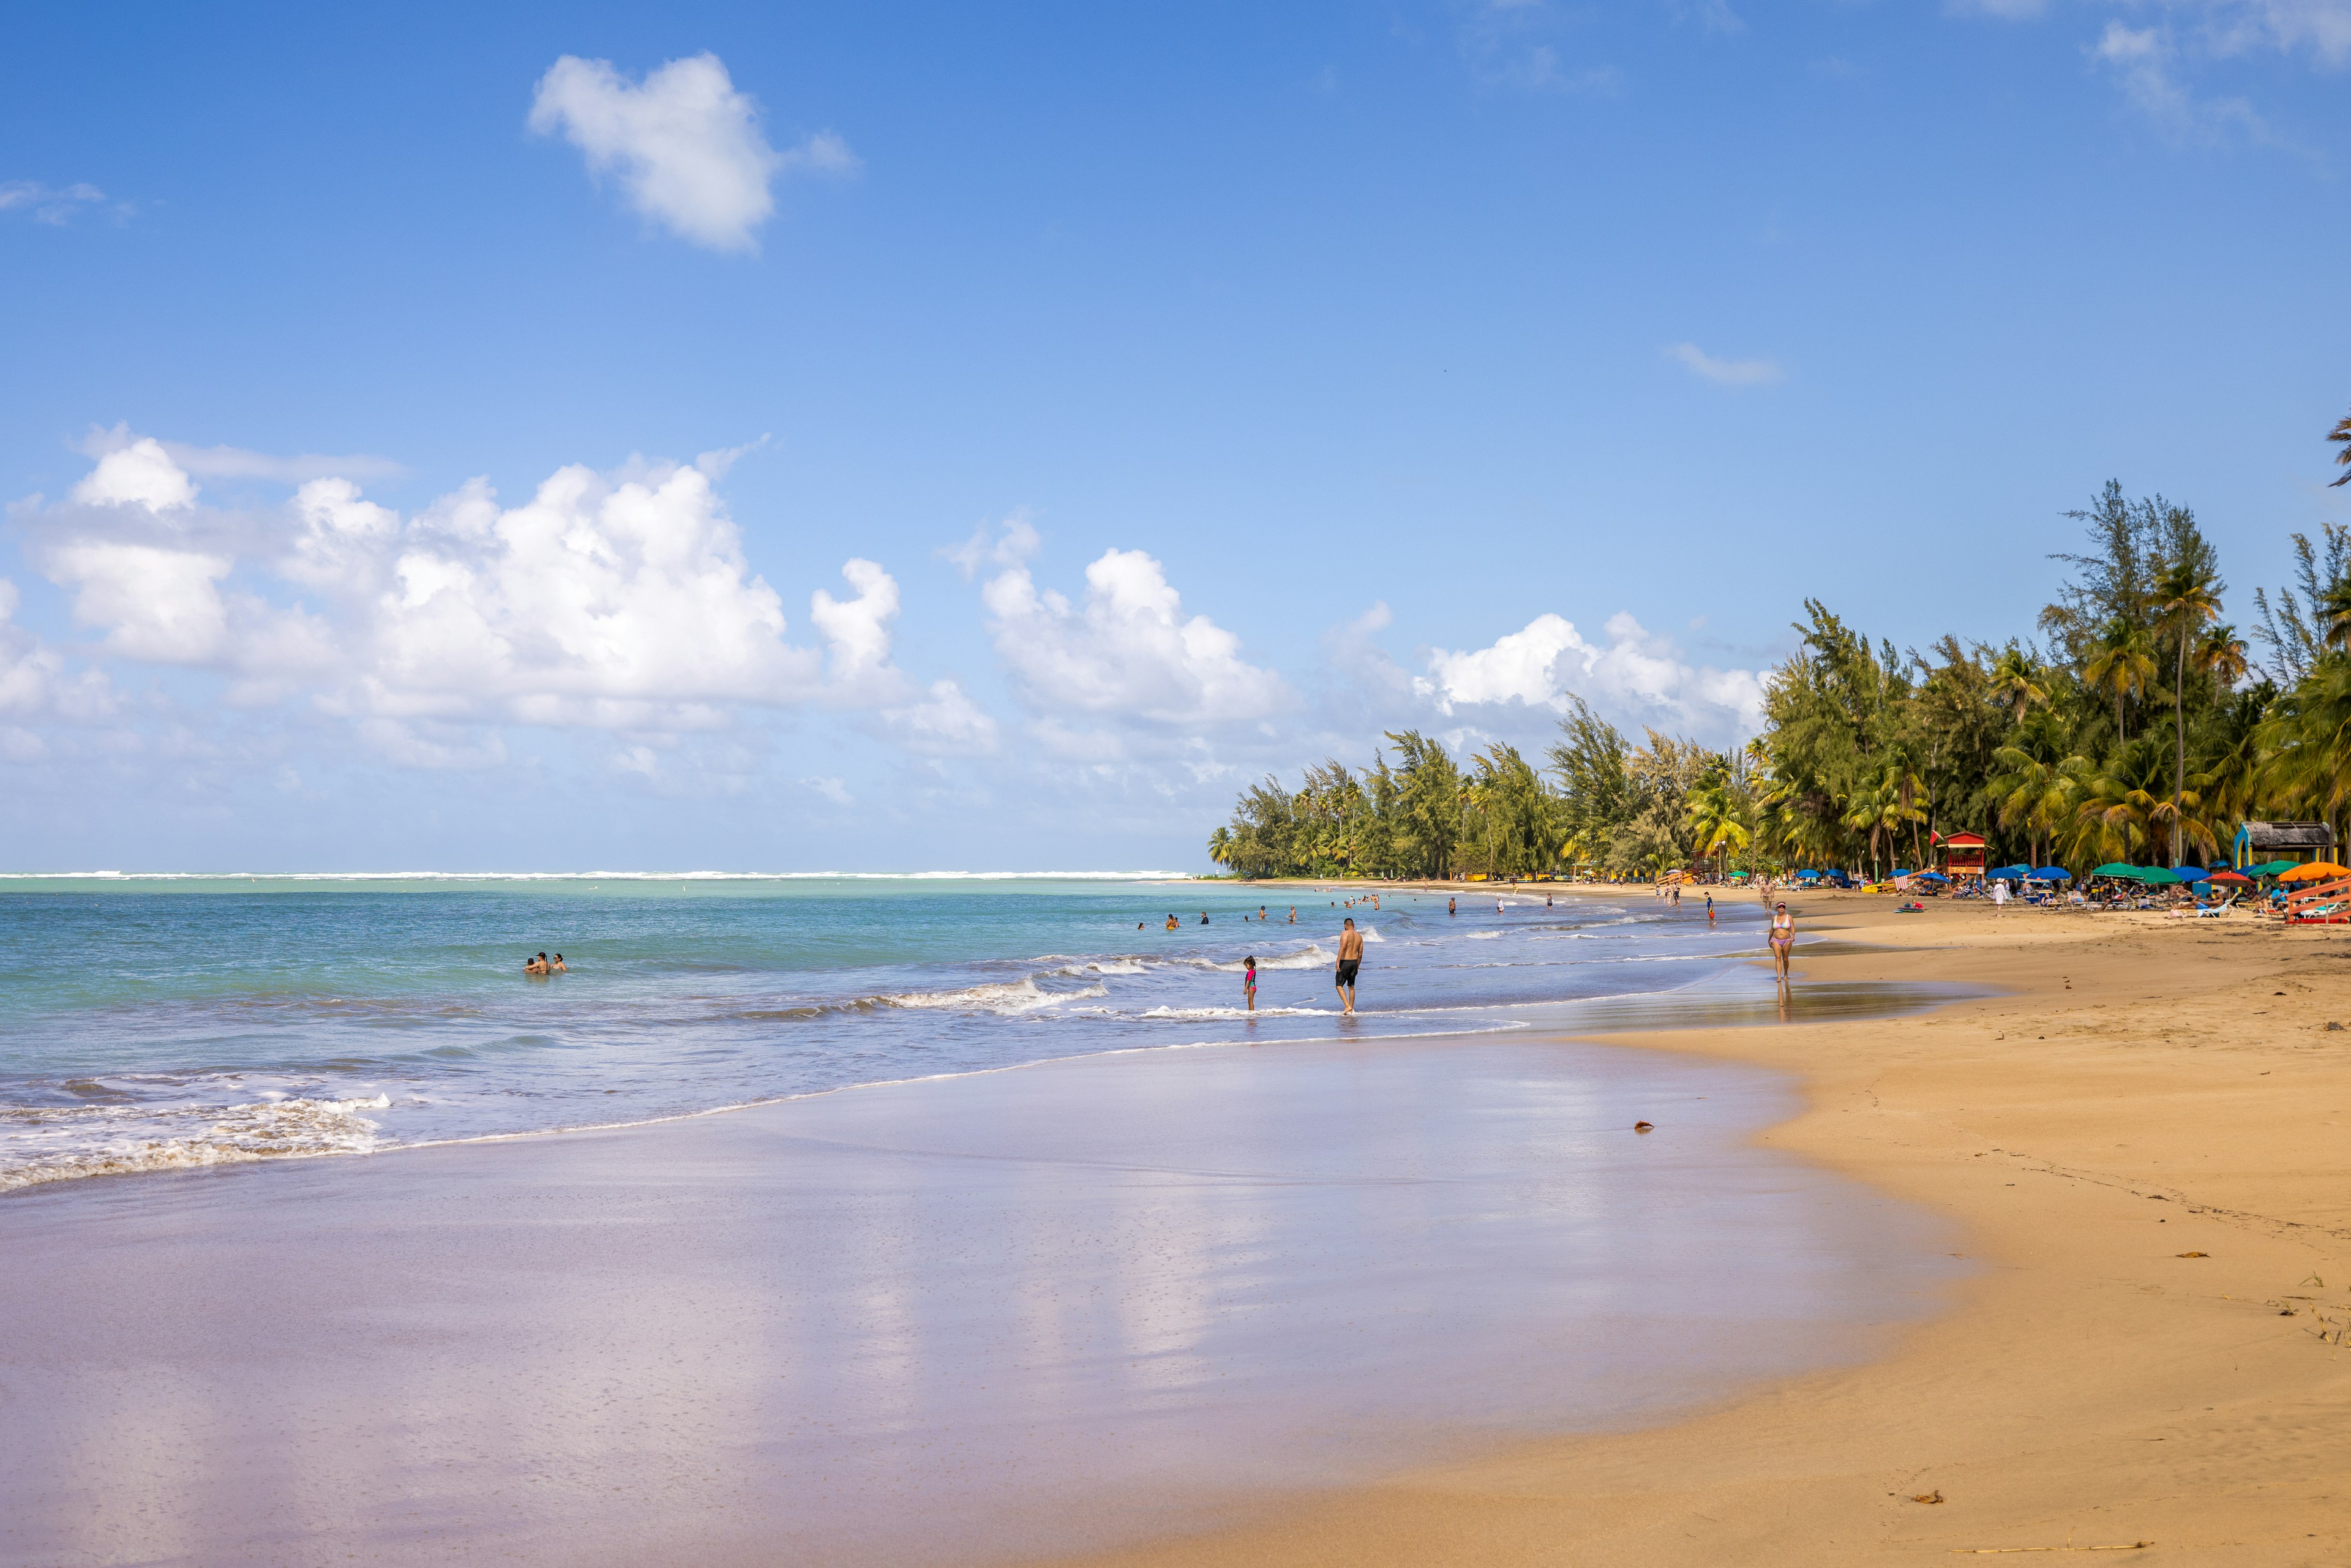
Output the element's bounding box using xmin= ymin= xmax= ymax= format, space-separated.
xmin=1208 ymin=414 xmax=2351 ymax=882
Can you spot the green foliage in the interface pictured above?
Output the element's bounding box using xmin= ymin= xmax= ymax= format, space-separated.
xmin=1212 ymin=456 xmax=2351 ymax=882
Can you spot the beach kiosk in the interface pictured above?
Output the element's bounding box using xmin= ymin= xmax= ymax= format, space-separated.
xmin=2233 ymin=821 xmax=2336 ymax=870
xmin=1936 ymin=830 xmax=1987 ymax=882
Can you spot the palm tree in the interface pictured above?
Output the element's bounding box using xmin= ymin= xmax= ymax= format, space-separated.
xmin=1987 ymin=647 xmax=2049 ymax=725
xmin=2255 ymin=654 xmax=2351 ymax=855
xmin=1687 ymin=769 xmax=1754 ymax=880
xmin=2331 ymin=407 xmax=2351 ymax=487
xmin=2082 ymin=619 xmax=2157 ymax=743
xmin=2154 ymin=563 xmax=2223 ymax=864
xmin=1207 ymin=826 xmax=1234 ymax=873
xmin=2196 ymin=623 xmax=2249 ymax=690
xmin=1986 ymin=722 xmax=2078 ymax=870
xmin=1842 ymin=759 xmax=1927 ymax=880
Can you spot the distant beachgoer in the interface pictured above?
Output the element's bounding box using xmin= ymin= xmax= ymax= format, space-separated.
xmin=1768 ymin=903 xmax=1794 ymax=983
xmin=1545 ymin=893 xmax=1553 ymax=908
xmin=1705 ymin=893 xmax=1715 ymax=924
xmin=1496 ymin=898 xmax=1504 ymax=914
xmin=1259 ymin=906 xmax=1267 ymax=921
xmin=1335 ymin=918 xmax=1363 ymax=1015
xmin=550 ymin=954 xmax=567 ymax=972
xmin=1243 ymin=956 xmax=1258 ymax=1013
xmin=1138 ymin=921 xmax=1146 ymax=930
xmin=1166 ymin=914 xmax=1179 ymax=930
xmin=525 ymin=952 xmax=549 ymax=977
xmin=1200 ymin=912 xmax=1210 ymax=925
xmin=1447 ymin=896 xmax=1457 ymax=917
xmin=1288 ymin=906 xmax=1295 ymax=923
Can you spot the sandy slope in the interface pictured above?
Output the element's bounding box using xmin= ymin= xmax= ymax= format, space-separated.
xmin=1051 ymin=892 xmax=2351 ymax=1566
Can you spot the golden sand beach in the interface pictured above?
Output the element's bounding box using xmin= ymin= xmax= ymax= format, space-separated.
xmin=1054 ymin=891 xmax=2351 ymax=1566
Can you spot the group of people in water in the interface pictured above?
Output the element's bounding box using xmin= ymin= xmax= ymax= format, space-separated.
xmin=522 ymin=952 xmax=567 ymax=977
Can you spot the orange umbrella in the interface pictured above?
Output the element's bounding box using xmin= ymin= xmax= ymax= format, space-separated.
xmin=2278 ymin=861 xmax=2349 ymax=882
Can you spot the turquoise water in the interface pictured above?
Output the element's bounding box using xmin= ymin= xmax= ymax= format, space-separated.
xmin=0 ymin=876 xmax=1782 ymax=1191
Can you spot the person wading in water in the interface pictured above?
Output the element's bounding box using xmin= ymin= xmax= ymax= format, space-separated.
xmin=1334 ymin=917 xmax=1364 ymax=1015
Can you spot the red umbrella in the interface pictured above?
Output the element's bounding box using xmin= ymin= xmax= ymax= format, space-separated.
xmin=2208 ymin=870 xmax=2253 ymax=883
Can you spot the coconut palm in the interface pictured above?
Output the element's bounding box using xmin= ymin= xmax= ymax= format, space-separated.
xmin=2255 ymin=654 xmax=2351 ymax=853
xmin=2331 ymin=407 xmax=2351 ymax=487
xmin=1987 ymin=647 xmax=2049 ymax=726
xmin=2082 ymin=619 xmax=2158 ymax=743
xmin=1842 ymin=757 xmax=1927 ymax=880
xmin=1207 ymin=826 xmax=1234 ymax=872
xmin=2154 ymin=562 xmax=2223 ymax=864
xmin=2195 ymin=623 xmax=2249 ymax=691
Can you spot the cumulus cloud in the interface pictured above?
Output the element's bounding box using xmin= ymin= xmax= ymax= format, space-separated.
xmin=26 ymin=438 xmax=988 ymax=759
xmin=528 ymin=52 xmax=855 ymax=253
xmin=70 ymin=437 xmax=199 ymax=511
xmin=981 ymin=547 xmax=1289 ymax=732
xmin=1665 ymin=342 xmax=1783 ymax=388
xmin=1415 ymin=612 xmax=1764 ymax=741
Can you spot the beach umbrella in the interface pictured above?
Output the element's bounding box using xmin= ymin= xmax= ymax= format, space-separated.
xmin=2208 ymin=870 xmax=2252 ymax=885
xmin=2172 ymin=867 xmax=2210 ymax=883
xmin=2028 ymin=867 xmax=2071 ymax=881
xmin=2091 ymin=863 xmax=2141 ymax=879
xmin=1915 ymin=871 xmax=1949 ymax=883
xmin=2279 ymin=861 xmax=2349 ymax=882
xmin=2247 ymin=859 xmax=2301 ymax=877
xmin=1987 ymin=864 xmax=2030 ymax=880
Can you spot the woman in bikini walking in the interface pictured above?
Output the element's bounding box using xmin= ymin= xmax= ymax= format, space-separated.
xmin=1768 ymin=901 xmax=1794 ymax=985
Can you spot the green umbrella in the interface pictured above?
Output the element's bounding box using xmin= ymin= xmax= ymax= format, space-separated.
xmin=2137 ymin=866 xmax=2184 ymax=884
xmin=2246 ymin=859 xmax=2300 ymax=877
xmin=2092 ymin=862 xmax=2143 ymax=879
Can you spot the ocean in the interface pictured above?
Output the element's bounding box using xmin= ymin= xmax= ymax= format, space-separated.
xmin=0 ymin=875 xmax=1852 ymax=1193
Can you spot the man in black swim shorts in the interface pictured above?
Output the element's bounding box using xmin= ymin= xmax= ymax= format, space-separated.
xmin=1334 ymin=917 xmax=1363 ymax=1015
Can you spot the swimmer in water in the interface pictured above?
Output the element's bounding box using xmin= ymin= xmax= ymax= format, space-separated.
xmin=550 ymin=954 xmax=567 ymax=972
xmin=525 ymin=952 xmax=549 ymax=976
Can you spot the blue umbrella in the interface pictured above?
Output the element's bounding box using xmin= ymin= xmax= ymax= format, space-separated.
xmin=1914 ymin=871 xmax=1950 ymax=882
xmin=1987 ymin=864 xmax=2030 ymax=880
xmin=2172 ymin=866 xmax=2210 ymax=883
xmin=2028 ymin=867 xmax=2071 ymax=881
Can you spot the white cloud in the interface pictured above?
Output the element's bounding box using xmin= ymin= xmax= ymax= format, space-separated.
xmin=0 ymin=579 xmax=114 ymax=723
xmin=981 ymin=547 xmax=1289 ymax=730
xmin=1416 ymin=611 xmax=1764 ymax=740
xmin=810 ymin=558 xmax=900 ymax=691
xmin=77 ymin=424 xmax=403 ymax=485
xmin=70 ymin=438 xmax=198 ymax=511
xmin=0 ymin=180 xmax=118 ymax=225
xmin=879 ymin=678 xmax=1000 ymax=756
xmin=2090 ymin=20 xmax=2271 ymax=137
xmin=528 ymin=52 xmax=855 ymax=253
xmin=1665 ymin=342 xmax=1784 ymax=387
xmin=942 ymin=513 xmax=1042 ymax=580
xmin=13 ymin=434 xmax=1032 ymax=780
xmin=801 ymin=775 xmax=853 ymax=805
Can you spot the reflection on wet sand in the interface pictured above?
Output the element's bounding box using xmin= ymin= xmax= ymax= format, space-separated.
xmin=0 ymin=1009 xmax=1965 ymax=1568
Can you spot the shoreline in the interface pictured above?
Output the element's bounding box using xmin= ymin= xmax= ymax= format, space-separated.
xmin=1044 ymin=893 xmax=2351 ymax=1566
xmin=0 ymin=991 xmax=1944 ymax=1568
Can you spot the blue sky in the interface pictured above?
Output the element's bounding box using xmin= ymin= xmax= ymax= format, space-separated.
xmin=2 ymin=0 xmax=2347 ymax=871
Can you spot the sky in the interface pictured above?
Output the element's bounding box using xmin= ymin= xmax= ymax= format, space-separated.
xmin=2 ymin=0 xmax=2348 ymax=872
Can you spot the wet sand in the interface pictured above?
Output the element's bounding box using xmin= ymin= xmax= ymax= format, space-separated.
xmin=1056 ymin=894 xmax=2351 ymax=1567
xmin=0 ymin=1020 xmax=1954 ymax=1567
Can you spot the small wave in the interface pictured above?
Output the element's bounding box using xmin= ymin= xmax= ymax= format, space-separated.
xmin=1136 ymin=1005 xmax=1337 ymax=1020
xmin=879 ymin=977 xmax=1109 ymax=1016
xmin=1465 ymin=930 xmax=1503 ymax=940
xmin=0 ymin=1092 xmax=390 ymax=1194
